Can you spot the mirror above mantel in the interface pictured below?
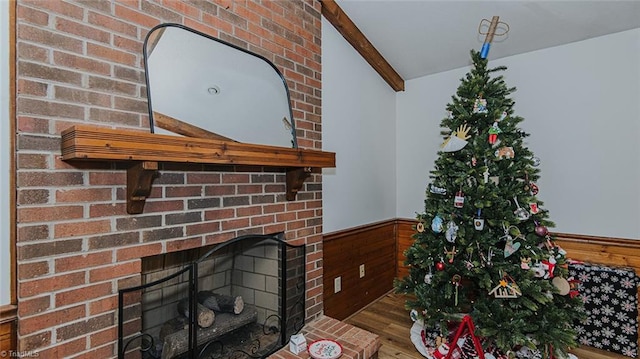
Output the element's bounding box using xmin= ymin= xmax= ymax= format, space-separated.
xmin=59 ymin=23 xmax=335 ymax=214
xmin=144 ymin=23 xmax=298 ymax=148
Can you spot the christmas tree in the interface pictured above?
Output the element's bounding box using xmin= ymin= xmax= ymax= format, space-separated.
xmin=396 ymin=50 xmax=583 ymax=358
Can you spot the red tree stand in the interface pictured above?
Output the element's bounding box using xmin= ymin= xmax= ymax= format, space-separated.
xmin=445 ymin=315 xmax=485 ymax=359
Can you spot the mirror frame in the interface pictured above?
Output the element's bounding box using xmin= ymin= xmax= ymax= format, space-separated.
xmin=142 ymin=23 xmax=299 ymax=148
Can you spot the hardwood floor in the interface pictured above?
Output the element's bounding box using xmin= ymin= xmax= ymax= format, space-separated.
xmin=344 ymin=291 xmax=422 ymax=359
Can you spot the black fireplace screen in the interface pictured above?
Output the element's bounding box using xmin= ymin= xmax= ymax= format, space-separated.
xmin=118 ymin=232 xmax=306 ymax=359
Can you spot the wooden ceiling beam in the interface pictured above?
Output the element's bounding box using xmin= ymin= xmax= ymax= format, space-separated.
xmin=320 ymin=0 xmax=405 ymax=92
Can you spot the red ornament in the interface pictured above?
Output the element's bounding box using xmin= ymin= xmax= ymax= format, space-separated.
xmin=436 ymin=262 xmax=445 ymax=271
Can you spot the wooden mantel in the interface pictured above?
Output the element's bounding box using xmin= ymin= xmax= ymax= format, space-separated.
xmin=60 ymin=124 xmax=336 ymax=214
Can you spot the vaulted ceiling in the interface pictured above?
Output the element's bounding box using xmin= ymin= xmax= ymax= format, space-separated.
xmin=325 ymin=0 xmax=640 ymax=91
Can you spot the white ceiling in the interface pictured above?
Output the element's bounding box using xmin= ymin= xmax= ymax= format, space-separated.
xmin=334 ymin=0 xmax=640 ymax=80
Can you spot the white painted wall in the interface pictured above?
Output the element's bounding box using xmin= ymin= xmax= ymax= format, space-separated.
xmin=321 ymin=17 xmax=398 ymax=233
xmin=397 ymin=29 xmax=640 ymax=240
xmin=396 ymin=67 xmax=466 ymax=223
xmin=1 ymin=0 xmax=11 ymax=305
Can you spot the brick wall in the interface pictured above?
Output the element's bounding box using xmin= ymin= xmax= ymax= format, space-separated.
xmin=14 ymin=1 xmax=323 ymax=357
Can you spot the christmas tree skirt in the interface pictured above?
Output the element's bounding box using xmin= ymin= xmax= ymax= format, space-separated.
xmin=410 ymin=320 xmax=431 ymax=358
xmin=409 ymin=320 xmax=574 ymax=359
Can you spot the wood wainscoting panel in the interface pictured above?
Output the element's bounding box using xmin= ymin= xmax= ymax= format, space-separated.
xmin=0 ymin=321 xmax=16 ymax=355
xmin=396 ymin=219 xmax=417 ymax=281
xmin=0 ymin=305 xmax=17 ymax=355
xmin=555 ymin=233 xmax=640 ymax=273
xmin=323 ymin=220 xmax=397 ymax=320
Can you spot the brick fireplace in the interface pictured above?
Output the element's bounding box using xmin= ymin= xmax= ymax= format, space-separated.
xmin=15 ymin=1 xmax=324 ymax=357
xmin=119 ymin=232 xmax=306 ymax=358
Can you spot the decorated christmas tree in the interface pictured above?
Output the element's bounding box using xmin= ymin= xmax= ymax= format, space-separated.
xmin=396 ymin=49 xmax=584 ymax=358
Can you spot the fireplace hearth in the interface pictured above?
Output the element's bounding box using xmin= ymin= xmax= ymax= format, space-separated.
xmin=117 ymin=233 xmax=306 ymax=359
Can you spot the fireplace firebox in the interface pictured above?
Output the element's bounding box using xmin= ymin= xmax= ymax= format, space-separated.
xmin=117 ymin=233 xmax=306 ymax=359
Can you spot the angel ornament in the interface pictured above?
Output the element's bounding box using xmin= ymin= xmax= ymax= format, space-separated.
xmin=441 ymin=124 xmax=472 ymax=152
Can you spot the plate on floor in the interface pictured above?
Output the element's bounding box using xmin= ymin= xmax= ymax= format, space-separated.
xmin=308 ymin=339 xmax=343 ymax=359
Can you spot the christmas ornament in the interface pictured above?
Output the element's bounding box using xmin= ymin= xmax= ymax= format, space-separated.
xmin=488 ymin=122 xmax=501 ymax=144
xmin=473 ymin=97 xmax=488 ymax=113
xmin=464 ymin=260 xmax=475 ymax=270
xmin=478 ymin=246 xmax=494 ymax=268
xmin=495 ymin=146 xmax=515 ymax=159
xmin=410 ymin=309 xmax=419 ymax=322
xmin=542 ymin=236 xmax=554 ymax=251
xmin=424 ymin=268 xmax=434 ymax=284
xmin=471 ymin=157 xmax=477 ymax=166
xmin=435 ymin=261 xmax=445 ymax=271
xmin=432 ymin=215 xmax=444 ymax=233
xmin=473 ymin=210 xmax=484 ymax=230
xmin=529 ymin=182 xmax=539 ymax=195
xmin=567 ymin=277 xmax=580 ymax=298
xmin=556 ymin=245 xmax=567 ymax=256
xmin=433 ymin=343 xmax=450 ymax=359
xmin=534 ymin=221 xmax=549 ymax=237
xmin=429 ymin=184 xmax=447 ymax=195
xmin=464 ymin=247 xmax=475 ymax=270
xmin=452 ymin=274 xmax=462 ymax=306
xmin=503 ymin=239 xmax=521 ymax=258
xmin=531 ymin=262 xmax=546 ymax=278
xmin=529 ymin=203 xmax=539 ymax=214
xmin=417 ymin=222 xmax=425 ymax=233
xmin=552 ymin=277 xmax=571 ymax=295
xmin=531 ymin=156 xmax=541 ymax=167
xmin=499 ymin=111 xmax=508 ymax=121
xmin=500 ymin=227 xmax=512 ymax=242
xmin=445 ymin=247 xmax=458 ymax=263
xmin=466 ymin=177 xmax=477 ymax=188
xmin=453 ymin=191 xmax=465 ymax=208
xmin=445 ymin=221 xmax=459 ymax=242
xmin=541 ymin=257 xmax=556 ymax=278
xmin=489 ymin=275 xmax=521 ymax=298
xmin=473 ymin=218 xmax=485 ymax=231
xmin=513 ymin=197 xmax=530 ymax=221
xmin=486 ymin=248 xmax=494 ymax=267
xmin=520 ymin=257 xmax=531 ymax=270
xmin=441 ymin=124 xmax=472 ymax=152
xmin=483 ymin=168 xmax=489 ymax=184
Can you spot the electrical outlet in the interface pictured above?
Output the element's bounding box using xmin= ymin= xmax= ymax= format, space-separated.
xmin=334 ymin=276 xmax=341 ymax=293
xmin=359 ymin=264 xmax=365 ymax=278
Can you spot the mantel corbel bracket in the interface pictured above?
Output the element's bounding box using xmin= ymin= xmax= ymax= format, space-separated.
xmin=127 ymin=161 xmax=159 ymax=214
xmin=286 ymin=167 xmax=313 ymax=201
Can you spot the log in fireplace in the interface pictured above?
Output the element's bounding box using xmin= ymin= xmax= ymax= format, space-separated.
xmin=117 ymin=233 xmax=306 ymax=359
